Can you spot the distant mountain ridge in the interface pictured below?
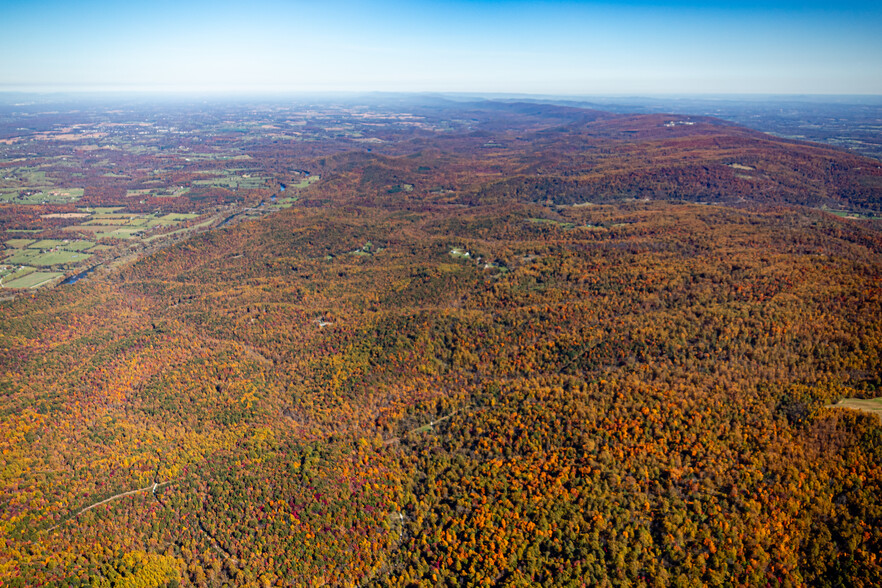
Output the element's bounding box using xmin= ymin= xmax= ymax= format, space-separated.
xmin=310 ymin=101 xmax=882 ymax=213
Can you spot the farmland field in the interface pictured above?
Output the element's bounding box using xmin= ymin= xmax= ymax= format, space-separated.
xmin=57 ymin=240 xmax=96 ymax=251
xmin=290 ymin=175 xmax=320 ymax=188
xmin=53 ymin=210 xmax=205 ymax=244
xmin=3 ymin=249 xmax=42 ymax=265
xmin=91 ymin=228 xmax=141 ymax=239
xmin=29 ymin=239 xmax=70 ymax=250
xmin=30 ymin=250 xmax=92 ymax=266
xmin=5 ymin=239 xmax=36 ymax=248
xmin=0 ymin=187 xmax=83 ymax=204
xmin=159 ymin=213 xmax=200 ymax=221
xmin=2 ymin=270 xmax=64 ymax=288
xmin=84 ymin=218 xmax=132 ymax=226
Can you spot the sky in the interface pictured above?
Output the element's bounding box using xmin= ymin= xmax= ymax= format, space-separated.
xmin=1 ymin=0 xmax=880 ymax=95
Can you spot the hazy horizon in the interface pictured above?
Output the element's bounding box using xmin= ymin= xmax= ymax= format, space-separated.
xmin=2 ymin=0 xmax=881 ymax=95
xmin=0 ymin=90 xmax=880 ymax=103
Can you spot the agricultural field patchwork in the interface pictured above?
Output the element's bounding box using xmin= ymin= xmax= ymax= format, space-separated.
xmin=192 ymin=171 xmax=270 ymax=190
xmin=0 ymin=208 xmax=214 ymax=288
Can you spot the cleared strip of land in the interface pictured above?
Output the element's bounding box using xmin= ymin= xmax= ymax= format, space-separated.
xmin=827 ymin=398 xmax=882 ymax=420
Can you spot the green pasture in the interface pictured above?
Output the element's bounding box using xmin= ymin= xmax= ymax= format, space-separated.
xmin=59 ymin=240 xmax=96 ymax=251
xmin=29 ymin=239 xmax=68 ymax=250
xmin=5 ymin=239 xmax=36 ymax=249
xmin=1 ymin=265 xmax=36 ymax=283
xmin=290 ymin=175 xmax=320 ymax=189
xmin=0 ymin=188 xmax=82 ymax=205
xmin=165 ymin=187 xmax=190 ymax=197
xmin=828 ymin=210 xmax=882 ymax=220
xmin=3 ymin=270 xmax=64 ymax=289
xmin=159 ymin=213 xmax=199 ymax=221
xmin=145 ymin=218 xmax=178 ymax=228
xmin=4 ymin=249 xmax=43 ymax=265
xmin=92 ymin=231 xmax=127 ymax=240
xmin=92 ymin=213 xmax=137 ymax=220
xmin=272 ymin=197 xmax=299 ymax=209
xmin=84 ymin=218 xmax=131 ymax=226
xmin=529 ymin=218 xmax=577 ymax=229
xmin=95 ymin=227 xmax=143 ymax=240
xmin=30 ymin=250 xmax=91 ymax=266
xmin=0 ymin=167 xmax=51 ymax=186
xmin=142 ymin=217 xmax=213 ymax=243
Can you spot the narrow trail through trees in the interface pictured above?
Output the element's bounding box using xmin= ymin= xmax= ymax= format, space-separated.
xmin=383 ymin=411 xmax=457 ymax=446
xmin=45 ymin=481 xmax=175 ymax=532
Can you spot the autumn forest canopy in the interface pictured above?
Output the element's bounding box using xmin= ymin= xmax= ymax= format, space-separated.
xmin=1 ymin=95 xmax=881 ymax=587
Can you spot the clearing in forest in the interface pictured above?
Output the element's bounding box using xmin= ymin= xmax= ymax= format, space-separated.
xmin=828 ymin=398 xmax=882 ymax=420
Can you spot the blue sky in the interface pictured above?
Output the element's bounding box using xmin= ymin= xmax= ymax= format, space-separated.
xmin=1 ymin=0 xmax=880 ymax=94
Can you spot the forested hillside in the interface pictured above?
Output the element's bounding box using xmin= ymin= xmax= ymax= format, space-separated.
xmin=1 ymin=99 xmax=881 ymax=587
